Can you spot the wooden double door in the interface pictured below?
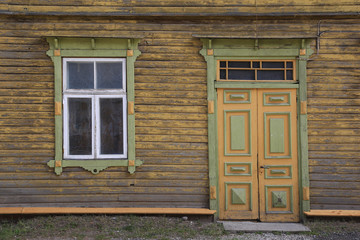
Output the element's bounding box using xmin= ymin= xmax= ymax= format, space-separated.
xmin=217 ymin=88 xmax=299 ymax=222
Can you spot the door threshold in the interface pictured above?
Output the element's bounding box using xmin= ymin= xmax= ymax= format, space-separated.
xmin=218 ymin=221 xmax=310 ymax=233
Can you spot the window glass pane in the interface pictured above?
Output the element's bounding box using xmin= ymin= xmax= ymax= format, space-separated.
xmin=96 ymin=62 xmax=123 ymax=89
xmin=257 ymin=70 xmax=285 ymax=80
xmin=286 ymin=70 xmax=293 ymax=80
xmin=228 ymin=70 xmax=255 ymax=80
xmin=68 ymin=62 xmax=94 ymax=89
xmin=68 ymin=98 xmax=92 ymax=155
xmin=228 ymin=61 xmax=251 ymax=68
xmin=220 ymin=61 xmax=226 ymax=68
xmin=262 ymin=62 xmax=284 ymax=68
xmin=220 ymin=69 xmax=227 ymax=79
xmin=253 ymin=61 xmax=260 ymax=68
xmin=100 ymin=98 xmax=124 ymax=155
xmin=286 ymin=62 xmax=293 ymax=68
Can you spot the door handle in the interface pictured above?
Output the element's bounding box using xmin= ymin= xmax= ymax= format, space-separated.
xmin=260 ymin=165 xmax=270 ymax=169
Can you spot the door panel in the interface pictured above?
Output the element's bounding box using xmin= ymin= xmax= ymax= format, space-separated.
xmin=258 ymin=89 xmax=299 ymax=222
xmin=218 ymin=88 xmax=299 ymax=222
xmin=218 ymin=89 xmax=258 ymax=220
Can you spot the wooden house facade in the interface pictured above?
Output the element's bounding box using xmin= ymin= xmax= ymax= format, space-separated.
xmin=0 ymin=0 xmax=359 ymax=221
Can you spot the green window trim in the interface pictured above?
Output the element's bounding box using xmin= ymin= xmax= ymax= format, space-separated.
xmin=199 ymin=38 xmax=313 ymax=220
xmin=46 ymin=37 xmax=143 ymax=175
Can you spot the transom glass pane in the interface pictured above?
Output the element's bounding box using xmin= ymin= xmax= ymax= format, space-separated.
xmin=67 ymin=62 xmax=94 ymax=89
xmin=228 ymin=70 xmax=255 ymax=80
xmin=100 ymin=98 xmax=124 ymax=155
xmin=68 ymin=98 xmax=92 ymax=155
xmin=262 ymin=61 xmax=284 ymax=68
xmin=96 ymin=62 xmax=123 ymax=89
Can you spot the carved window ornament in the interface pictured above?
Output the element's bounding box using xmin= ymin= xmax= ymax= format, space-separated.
xmin=46 ymin=37 xmax=143 ymax=175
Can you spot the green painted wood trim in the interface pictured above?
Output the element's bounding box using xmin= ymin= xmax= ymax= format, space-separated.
xmin=225 ymin=162 xmax=252 ymax=176
xmin=47 ymin=159 xmax=143 ymax=175
xmin=263 ymin=92 xmax=291 ymax=106
xmin=264 ymin=112 xmax=292 ymax=159
xmin=215 ymin=82 xmax=299 ymax=89
xmin=225 ymin=182 xmax=252 ymax=211
xmin=265 ymin=185 xmax=294 ymax=214
xmin=46 ymin=37 xmax=142 ymax=175
xmin=214 ymin=49 xmax=300 ymax=57
xmin=269 ymin=118 xmax=285 ymax=153
xmin=230 ymin=116 xmax=246 ymax=151
xmin=224 ymin=110 xmax=251 ymax=156
xmin=264 ymin=165 xmax=293 ymax=179
xmin=200 ymin=41 xmax=219 ymax=218
xmin=224 ymin=90 xmax=251 ymax=104
xmin=298 ymin=40 xmax=314 ymax=218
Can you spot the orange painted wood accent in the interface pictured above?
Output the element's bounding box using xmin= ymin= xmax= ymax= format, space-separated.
xmin=54 ymin=49 xmax=61 ymax=56
xmin=301 ymin=101 xmax=307 ymax=114
xmin=207 ymin=49 xmax=213 ymax=56
xmin=55 ymin=160 xmax=62 ymax=167
xmin=0 ymin=207 xmax=216 ymax=215
xmin=128 ymin=101 xmax=134 ymax=115
xmin=303 ymin=187 xmax=310 ymax=201
xmin=127 ymin=49 xmax=134 ymax=57
xmin=208 ymin=100 xmax=214 ymax=114
xmin=128 ymin=160 xmax=135 ymax=166
xmin=304 ymin=210 xmax=360 ymax=217
xmin=299 ymin=49 xmax=306 ymax=55
xmin=55 ymin=101 xmax=61 ymax=115
xmin=210 ymin=186 xmax=217 ymax=200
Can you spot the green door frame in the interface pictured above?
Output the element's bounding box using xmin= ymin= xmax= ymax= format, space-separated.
xmin=199 ymin=38 xmax=314 ymax=221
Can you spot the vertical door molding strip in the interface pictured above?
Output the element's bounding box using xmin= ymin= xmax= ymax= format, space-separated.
xmin=199 ymin=37 xmax=314 ymax=220
xmin=46 ymin=37 xmax=143 ymax=175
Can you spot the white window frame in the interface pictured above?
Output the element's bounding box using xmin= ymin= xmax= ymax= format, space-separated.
xmin=63 ymin=58 xmax=127 ymax=160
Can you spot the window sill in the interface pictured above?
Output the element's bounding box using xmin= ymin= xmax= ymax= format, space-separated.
xmin=47 ymin=159 xmax=143 ymax=175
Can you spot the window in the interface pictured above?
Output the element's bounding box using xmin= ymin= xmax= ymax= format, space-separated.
xmin=218 ymin=60 xmax=295 ymax=81
xmin=46 ymin=37 xmax=142 ymax=175
xmin=63 ymin=58 xmax=127 ymax=159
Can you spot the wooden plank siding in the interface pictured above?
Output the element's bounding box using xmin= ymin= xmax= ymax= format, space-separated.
xmin=0 ymin=15 xmax=359 ymax=211
xmin=307 ymin=19 xmax=360 ymax=210
xmin=0 ymin=0 xmax=359 ymax=16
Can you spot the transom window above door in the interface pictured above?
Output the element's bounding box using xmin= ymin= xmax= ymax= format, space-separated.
xmin=218 ymin=60 xmax=295 ymax=81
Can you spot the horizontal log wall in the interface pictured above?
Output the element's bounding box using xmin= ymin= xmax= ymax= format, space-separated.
xmin=307 ymin=19 xmax=360 ymax=210
xmin=0 ymin=0 xmax=359 ymax=16
xmin=0 ymin=15 xmax=359 ymax=210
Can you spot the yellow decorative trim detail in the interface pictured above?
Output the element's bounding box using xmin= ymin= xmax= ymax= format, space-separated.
xmin=128 ymin=101 xmax=134 ymax=115
xmin=54 ymin=49 xmax=61 ymax=56
xmin=301 ymin=101 xmax=307 ymax=115
xmin=127 ymin=49 xmax=134 ymax=57
xmin=210 ymin=186 xmax=217 ymax=200
xmin=55 ymin=101 xmax=62 ymax=116
xmin=208 ymin=100 xmax=214 ymax=114
xmin=55 ymin=160 xmax=62 ymax=167
xmin=303 ymin=186 xmax=310 ymax=201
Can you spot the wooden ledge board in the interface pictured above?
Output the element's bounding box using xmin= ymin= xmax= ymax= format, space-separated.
xmin=304 ymin=210 xmax=360 ymax=217
xmin=0 ymin=207 xmax=216 ymax=215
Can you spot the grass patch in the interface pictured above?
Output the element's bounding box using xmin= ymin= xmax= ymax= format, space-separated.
xmin=0 ymin=215 xmax=358 ymax=239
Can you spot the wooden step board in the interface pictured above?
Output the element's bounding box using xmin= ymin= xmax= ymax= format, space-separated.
xmin=0 ymin=207 xmax=216 ymax=215
xmin=304 ymin=210 xmax=360 ymax=217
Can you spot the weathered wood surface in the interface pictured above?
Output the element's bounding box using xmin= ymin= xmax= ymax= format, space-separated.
xmin=0 ymin=0 xmax=359 ymax=16
xmin=307 ymin=19 xmax=360 ymax=210
xmin=0 ymin=16 xmax=359 ymax=210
